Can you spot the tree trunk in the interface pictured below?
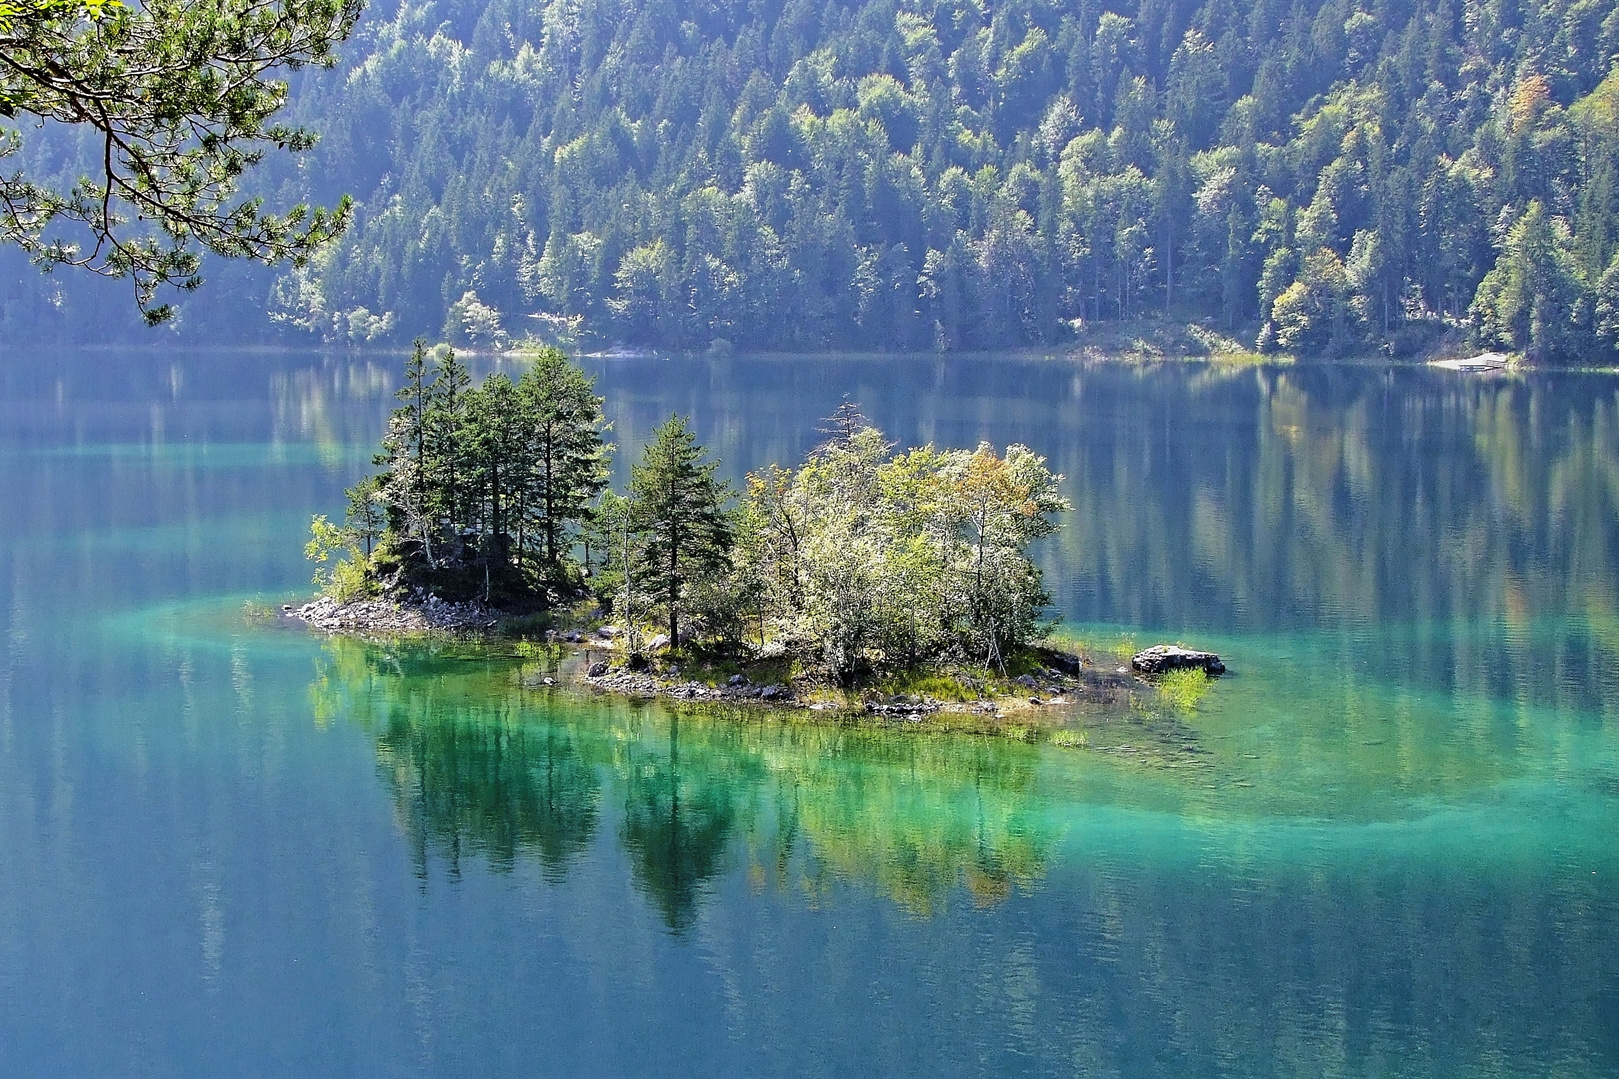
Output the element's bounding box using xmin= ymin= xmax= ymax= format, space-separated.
xmin=668 ymin=533 xmax=679 ymax=646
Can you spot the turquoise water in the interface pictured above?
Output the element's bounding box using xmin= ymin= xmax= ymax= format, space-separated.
xmin=1 ymin=349 xmax=1616 ymax=1076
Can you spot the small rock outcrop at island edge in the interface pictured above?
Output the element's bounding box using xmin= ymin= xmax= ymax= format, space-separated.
xmin=290 ymin=595 xmax=499 ymax=634
xmin=1130 ymin=645 xmax=1226 ymax=676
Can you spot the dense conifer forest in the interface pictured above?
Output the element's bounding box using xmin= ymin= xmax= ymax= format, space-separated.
xmin=6 ymin=0 xmax=1619 ymax=360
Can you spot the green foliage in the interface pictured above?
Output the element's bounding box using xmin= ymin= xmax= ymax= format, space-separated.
xmin=344 ymin=474 xmax=386 ymax=556
xmin=522 ymin=349 xmax=611 ymax=571
xmin=628 ymin=415 xmax=734 ymax=645
xmin=351 ymin=342 xmax=611 ymax=606
xmin=241 ymin=599 xmax=277 ymax=625
xmin=871 ymin=671 xmax=981 ymax=703
xmin=737 ymin=411 xmax=1069 ymax=681
xmin=304 ymin=513 xmax=347 ymax=578
xmin=305 ymin=513 xmax=374 ymax=602
xmin=0 ymin=0 xmax=357 ymax=321
xmin=1268 ymin=249 xmax=1361 ymax=355
xmin=1471 ymin=200 xmax=1592 ymax=363
xmin=1597 ymin=254 xmax=1619 ymax=352
xmin=134 ymin=0 xmax=1592 ymax=365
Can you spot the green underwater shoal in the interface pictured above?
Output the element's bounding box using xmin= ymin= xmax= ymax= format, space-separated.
xmin=113 ymin=596 xmax=1619 ymax=928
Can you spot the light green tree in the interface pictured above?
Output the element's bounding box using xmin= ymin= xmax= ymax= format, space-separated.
xmin=1471 ymin=200 xmax=1592 ymax=363
xmin=1270 ymin=247 xmax=1360 ymax=354
xmin=1596 ymin=253 xmax=1619 ymax=356
xmin=736 ymin=413 xmax=1068 ymax=681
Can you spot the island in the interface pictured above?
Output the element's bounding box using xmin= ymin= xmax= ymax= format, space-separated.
xmin=295 ymin=343 xmax=1221 ymax=724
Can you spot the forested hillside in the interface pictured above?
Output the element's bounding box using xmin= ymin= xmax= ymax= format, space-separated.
xmin=8 ymin=0 xmax=1619 ymax=359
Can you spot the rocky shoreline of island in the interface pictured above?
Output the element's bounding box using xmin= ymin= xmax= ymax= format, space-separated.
xmin=286 ymin=595 xmax=1226 ymax=723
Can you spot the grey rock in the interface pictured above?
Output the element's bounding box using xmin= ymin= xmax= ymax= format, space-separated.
xmin=647 ymin=633 xmax=671 ymax=651
xmin=727 ymin=674 xmax=749 ymax=687
xmin=587 ymin=661 xmax=609 ymax=678
xmin=1033 ymin=648 xmax=1083 ymax=675
xmin=1130 ymin=645 xmax=1226 ymax=677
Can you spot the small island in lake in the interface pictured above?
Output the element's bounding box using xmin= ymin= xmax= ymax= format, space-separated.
xmin=296 ymin=343 xmax=1220 ymax=722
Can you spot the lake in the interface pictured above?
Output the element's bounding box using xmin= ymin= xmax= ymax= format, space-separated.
xmin=1 ymin=347 xmax=1616 ymax=1077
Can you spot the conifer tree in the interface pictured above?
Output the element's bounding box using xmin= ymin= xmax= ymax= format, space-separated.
xmin=462 ymin=372 xmax=527 ymax=598
xmin=361 ymin=345 xmax=616 ymax=604
xmin=426 ymin=347 xmax=471 ymax=540
xmin=628 ymin=416 xmax=733 ymax=646
xmin=518 ymin=350 xmax=610 ymax=575
xmin=1 ymin=0 xmax=358 ymax=320
xmin=379 ymin=340 xmax=439 ymax=566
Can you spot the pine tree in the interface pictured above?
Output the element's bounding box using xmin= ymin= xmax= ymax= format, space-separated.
xmin=518 ymin=350 xmax=611 ymax=576
xmin=426 ymin=346 xmax=471 ymax=543
xmin=628 ymin=415 xmax=733 ymax=646
xmin=379 ymin=339 xmax=440 ymax=566
xmin=462 ymin=373 xmax=528 ymax=600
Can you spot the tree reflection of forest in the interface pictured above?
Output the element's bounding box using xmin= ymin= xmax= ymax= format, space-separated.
xmin=308 ymin=638 xmax=1053 ymax=928
xmin=1045 ymin=365 xmax=1619 ymax=720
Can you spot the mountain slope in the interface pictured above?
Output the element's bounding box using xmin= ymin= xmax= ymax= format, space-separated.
xmin=10 ymin=0 xmax=1619 ymax=360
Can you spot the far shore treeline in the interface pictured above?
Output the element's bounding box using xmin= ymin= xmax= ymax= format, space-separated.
xmin=307 ymin=344 xmax=1069 ymax=681
xmin=9 ymin=0 xmax=1619 ymax=367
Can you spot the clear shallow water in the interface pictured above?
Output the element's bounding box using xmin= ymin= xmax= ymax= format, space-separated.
xmin=1 ymin=348 xmax=1616 ymax=1077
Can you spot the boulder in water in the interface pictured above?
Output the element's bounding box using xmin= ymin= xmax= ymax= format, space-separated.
xmin=1130 ymin=645 xmax=1226 ymax=677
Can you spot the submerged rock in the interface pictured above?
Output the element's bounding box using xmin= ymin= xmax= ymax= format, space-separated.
xmin=1130 ymin=645 xmax=1226 ymax=677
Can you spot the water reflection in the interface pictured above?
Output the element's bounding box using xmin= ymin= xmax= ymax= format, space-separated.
xmin=378 ymin=709 xmax=601 ymax=880
xmin=619 ymin=714 xmax=738 ymax=930
xmin=312 ymin=644 xmax=602 ymax=880
xmin=292 ymin=632 xmax=1619 ymax=1078
xmin=5 ymin=348 xmax=1619 ymax=1075
xmin=571 ymin=358 xmax=1619 ymax=723
xmin=14 ymin=348 xmax=1615 ymax=718
xmin=309 ymin=637 xmax=1054 ymax=926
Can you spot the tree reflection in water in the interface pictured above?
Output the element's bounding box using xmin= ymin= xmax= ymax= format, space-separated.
xmin=620 ymin=714 xmax=737 ymax=931
xmin=377 ymin=713 xmax=601 ymax=882
xmin=308 ymin=637 xmax=1054 ymax=928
